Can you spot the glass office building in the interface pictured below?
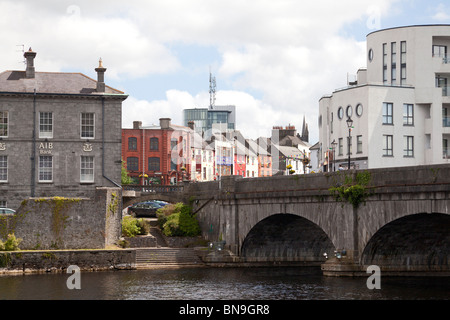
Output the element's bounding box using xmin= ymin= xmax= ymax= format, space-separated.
xmin=183 ymin=105 xmax=236 ymax=135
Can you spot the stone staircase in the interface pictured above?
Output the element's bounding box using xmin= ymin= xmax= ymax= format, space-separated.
xmin=135 ymin=248 xmax=205 ymax=269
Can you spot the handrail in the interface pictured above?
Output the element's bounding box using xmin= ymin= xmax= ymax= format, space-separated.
xmin=122 ymin=184 xmax=184 ymax=193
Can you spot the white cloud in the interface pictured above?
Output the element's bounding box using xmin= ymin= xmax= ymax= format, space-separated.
xmin=1 ymin=0 xmax=398 ymax=143
xmin=432 ymin=3 xmax=450 ymax=21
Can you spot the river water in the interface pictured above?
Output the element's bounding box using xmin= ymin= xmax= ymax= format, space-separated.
xmin=0 ymin=267 xmax=448 ymax=300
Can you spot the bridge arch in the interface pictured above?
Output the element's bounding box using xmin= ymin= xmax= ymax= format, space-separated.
xmin=241 ymin=213 xmax=336 ymax=264
xmin=361 ymin=212 xmax=449 ymax=272
xmin=123 ymin=194 xmax=185 ymax=208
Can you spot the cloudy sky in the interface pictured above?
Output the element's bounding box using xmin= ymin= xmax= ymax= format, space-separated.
xmin=1 ymin=0 xmax=449 ymax=143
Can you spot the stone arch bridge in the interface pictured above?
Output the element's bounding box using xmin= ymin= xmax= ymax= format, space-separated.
xmin=123 ymin=164 xmax=450 ymax=276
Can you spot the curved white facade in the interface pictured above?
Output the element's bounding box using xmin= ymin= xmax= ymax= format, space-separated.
xmin=318 ymin=25 xmax=450 ymax=170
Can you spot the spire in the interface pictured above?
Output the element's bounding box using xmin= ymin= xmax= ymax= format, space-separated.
xmin=301 ymin=115 xmax=309 ymax=143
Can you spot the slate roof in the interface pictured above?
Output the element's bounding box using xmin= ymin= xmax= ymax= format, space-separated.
xmin=0 ymin=70 xmax=124 ymax=95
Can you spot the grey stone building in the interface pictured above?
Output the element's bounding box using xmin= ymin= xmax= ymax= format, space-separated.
xmin=0 ymin=48 xmax=128 ymax=209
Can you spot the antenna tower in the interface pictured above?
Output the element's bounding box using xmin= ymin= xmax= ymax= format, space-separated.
xmin=209 ymin=70 xmax=216 ymax=110
xmin=16 ymin=44 xmax=25 ymax=65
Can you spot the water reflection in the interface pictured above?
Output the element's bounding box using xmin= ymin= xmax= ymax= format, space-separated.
xmin=0 ymin=267 xmax=448 ymax=300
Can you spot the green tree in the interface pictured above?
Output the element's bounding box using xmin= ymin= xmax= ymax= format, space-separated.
xmin=121 ymin=160 xmax=134 ymax=185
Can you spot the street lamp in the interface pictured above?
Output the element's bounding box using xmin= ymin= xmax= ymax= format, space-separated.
xmin=331 ymin=139 xmax=337 ymax=172
xmin=346 ymin=117 xmax=353 ymax=170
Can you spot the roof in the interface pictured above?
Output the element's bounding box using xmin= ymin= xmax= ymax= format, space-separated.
xmin=0 ymin=70 xmax=124 ymax=95
xmin=276 ymin=146 xmax=308 ymax=159
xmin=279 ymin=135 xmax=311 ymax=148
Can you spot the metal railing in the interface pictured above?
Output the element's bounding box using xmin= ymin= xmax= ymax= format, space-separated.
xmin=122 ymin=184 xmax=184 ymax=193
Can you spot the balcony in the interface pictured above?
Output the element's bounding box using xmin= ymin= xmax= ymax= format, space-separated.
xmin=444 ymin=116 xmax=450 ymax=127
xmin=444 ymin=147 xmax=450 ymax=160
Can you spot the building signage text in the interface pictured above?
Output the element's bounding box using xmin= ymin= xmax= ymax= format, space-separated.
xmin=39 ymin=142 xmax=53 ymax=154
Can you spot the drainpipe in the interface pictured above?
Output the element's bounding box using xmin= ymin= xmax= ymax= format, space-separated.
xmin=31 ymin=89 xmax=36 ymax=197
xmin=101 ymin=96 xmax=121 ymax=188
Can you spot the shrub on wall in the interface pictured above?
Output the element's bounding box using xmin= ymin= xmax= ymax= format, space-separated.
xmin=0 ymin=234 xmax=22 ymax=251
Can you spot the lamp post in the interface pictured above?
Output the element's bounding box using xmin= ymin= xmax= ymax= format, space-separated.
xmin=346 ymin=117 xmax=353 ymax=170
xmin=331 ymin=139 xmax=337 ymax=172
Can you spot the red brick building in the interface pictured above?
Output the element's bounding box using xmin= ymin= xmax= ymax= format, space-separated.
xmin=122 ymin=118 xmax=192 ymax=185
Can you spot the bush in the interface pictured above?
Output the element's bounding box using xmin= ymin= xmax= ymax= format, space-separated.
xmin=122 ymin=215 xmax=141 ymax=237
xmin=157 ymin=203 xmax=201 ymax=237
xmin=136 ymin=218 xmax=150 ymax=235
xmin=0 ymin=234 xmax=22 ymax=251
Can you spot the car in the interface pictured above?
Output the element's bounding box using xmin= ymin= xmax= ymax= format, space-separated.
xmin=128 ymin=201 xmax=163 ymax=217
xmin=0 ymin=207 xmax=16 ymax=214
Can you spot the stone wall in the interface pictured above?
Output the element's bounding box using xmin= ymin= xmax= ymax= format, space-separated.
xmin=0 ymin=249 xmax=135 ymax=273
xmin=0 ymin=187 xmax=122 ymax=250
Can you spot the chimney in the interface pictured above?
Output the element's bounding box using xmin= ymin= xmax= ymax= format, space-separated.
xmin=159 ymin=118 xmax=171 ymax=130
xmin=133 ymin=121 xmax=142 ymax=129
xmin=187 ymin=121 xmax=195 ymax=130
xmin=24 ymin=47 xmax=37 ymax=79
xmin=95 ymin=58 xmax=107 ymax=92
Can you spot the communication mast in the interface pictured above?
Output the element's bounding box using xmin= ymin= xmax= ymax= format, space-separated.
xmin=209 ymin=70 xmax=216 ymax=110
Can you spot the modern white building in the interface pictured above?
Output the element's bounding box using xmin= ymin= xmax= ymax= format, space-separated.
xmin=318 ymin=24 xmax=450 ymax=171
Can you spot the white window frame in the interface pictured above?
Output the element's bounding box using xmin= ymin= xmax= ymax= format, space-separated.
xmin=39 ymin=112 xmax=53 ymax=139
xmin=0 ymin=155 xmax=7 ymax=182
xmin=39 ymin=155 xmax=53 ymax=182
xmin=80 ymin=156 xmax=94 ymax=183
xmin=81 ymin=113 xmax=95 ymax=139
xmin=0 ymin=111 xmax=8 ymax=138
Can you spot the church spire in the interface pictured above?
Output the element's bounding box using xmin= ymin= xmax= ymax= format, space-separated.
xmin=301 ymin=115 xmax=309 ymax=143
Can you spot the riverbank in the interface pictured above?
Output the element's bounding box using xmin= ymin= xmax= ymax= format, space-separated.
xmin=0 ymin=249 xmax=136 ymax=275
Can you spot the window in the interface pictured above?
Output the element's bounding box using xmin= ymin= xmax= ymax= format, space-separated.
xmin=382 ymin=103 xmax=393 ymax=124
xmin=346 ymin=105 xmax=352 ymax=118
xmin=81 ymin=113 xmax=95 ymax=139
xmin=347 ymin=136 xmax=352 ymax=155
xmin=127 ymin=157 xmax=139 ymax=171
xmin=433 ymin=45 xmax=447 ymax=57
xmin=150 ymin=137 xmax=159 ymax=151
xmin=171 ymin=138 xmax=177 ymax=152
xmin=404 ymin=136 xmax=414 ymax=157
xmin=39 ymin=155 xmax=53 ymax=182
xmin=337 ymin=107 xmax=344 ymax=119
xmin=81 ymin=156 xmax=94 ymax=182
xmin=0 ymin=111 xmax=8 ymax=138
xmin=401 ymin=41 xmax=407 ymax=85
xmin=338 ymin=138 xmax=343 ymax=156
xmin=356 ymin=104 xmax=363 ymax=117
xmin=0 ymin=155 xmax=7 ymax=182
xmin=148 ymin=157 xmax=160 ymax=171
xmin=128 ymin=137 xmax=137 ymax=150
xmin=403 ymin=104 xmax=414 ymax=126
xmin=39 ymin=112 xmax=53 ymax=138
xmin=391 ymin=42 xmax=397 ymax=85
xmin=383 ymin=135 xmax=393 ymax=156
xmin=357 ymin=136 xmax=363 ymax=154
xmin=383 ymin=43 xmax=388 ymax=84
